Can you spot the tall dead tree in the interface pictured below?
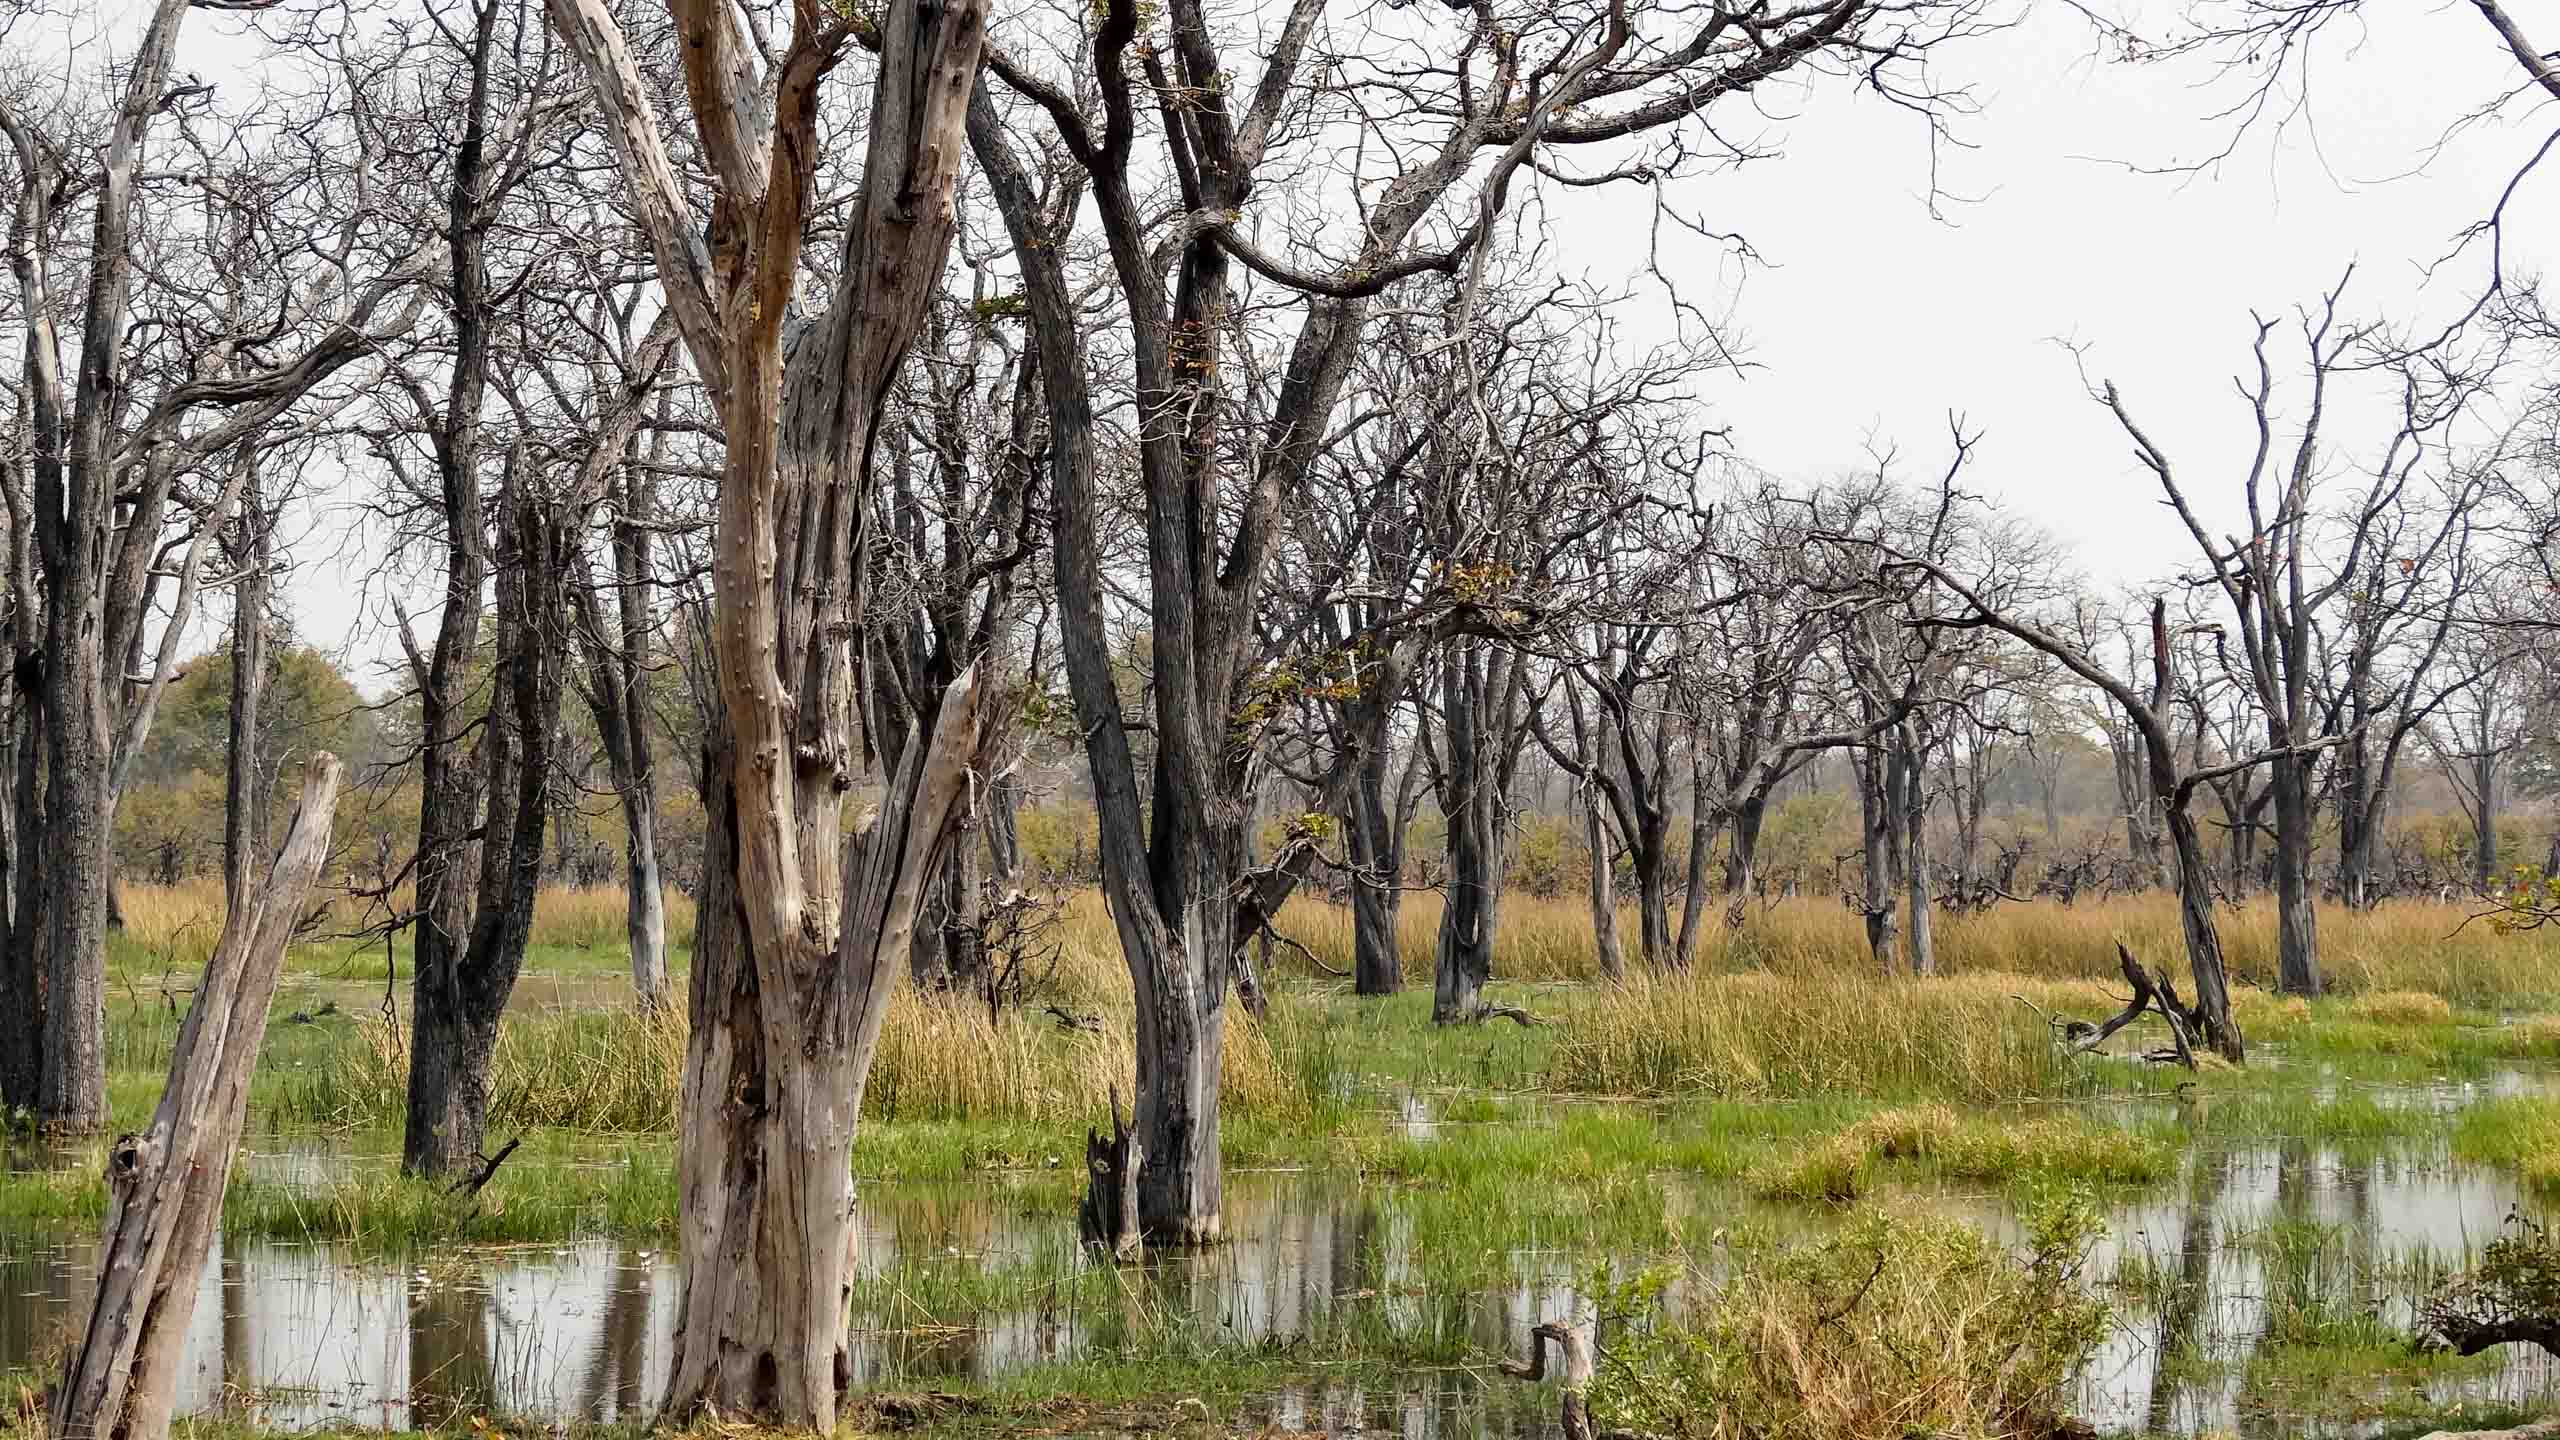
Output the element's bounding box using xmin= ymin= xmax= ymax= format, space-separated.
xmin=0 ymin=4 xmax=426 ymax=1131
xmin=975 ymin=0 xmax=1984 ymax=1233
xmin=549 ymin=0 xmax=996 ymax=1424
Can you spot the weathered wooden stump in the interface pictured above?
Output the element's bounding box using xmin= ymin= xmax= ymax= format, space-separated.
xmin=1077 ymin=1087 xmax=1143 ymax=1262
xmin=52 ymin=754 xmax=342 ymax=1440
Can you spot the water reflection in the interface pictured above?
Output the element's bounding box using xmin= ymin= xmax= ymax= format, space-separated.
xmin=0 ymin=1173 xmax=1582 ymax=1430
xmin=0 ymin=1118 xmax=2554 ymax=1434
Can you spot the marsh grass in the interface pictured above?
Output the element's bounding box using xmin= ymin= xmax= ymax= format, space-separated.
xmin=1546 ymin=973 xmax=2096 ymax=1103
xmin=275 ymin=990 xmax=1304 ymax=1135
xmin=1748 ymin=1104 xmax=2176 ymax=1204
xmin=1591 ymin=1199 xmax=2110 ymax=1440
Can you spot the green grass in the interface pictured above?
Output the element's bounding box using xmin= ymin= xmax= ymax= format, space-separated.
xmin=23 ymin=900 xmax=2560 ymax=1438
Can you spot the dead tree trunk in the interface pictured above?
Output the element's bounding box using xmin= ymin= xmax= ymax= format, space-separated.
xmin=405 ymin=465 xmax=571 ymax=1175
xmin=1077 ymin=1089 xmax=1142 ymax=1263
xmin=550 ymin=0 xmax=995 ymax=1421
xmin=51 ymin=754 xmax=342 ymax=1440
xmin=2270 ymin=753 xmax=2323 ymax=995
xmin=1901 ymin=723 xmax=1937 ymax=977
xmin=571 ymin=441 xmax=671 ymax=1008
xmin=222 ymin=461 xmax=272 ymax=916
xmin=1583 ymin=785 xmax=1624 ymax=981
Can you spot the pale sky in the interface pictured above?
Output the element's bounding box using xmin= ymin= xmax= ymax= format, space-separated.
xmin=48 ymin=0 xmax=2560 ymax=689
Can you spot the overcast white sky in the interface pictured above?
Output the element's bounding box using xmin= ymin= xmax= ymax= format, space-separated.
xmin=50 ymin=0 xmax=2560 ymax=690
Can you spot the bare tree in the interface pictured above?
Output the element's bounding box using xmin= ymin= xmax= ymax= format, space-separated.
xmin=548 ymin=0 xmax=996 ymax=1422
xmin=0 ymin=3 xmax=428 ymax=1130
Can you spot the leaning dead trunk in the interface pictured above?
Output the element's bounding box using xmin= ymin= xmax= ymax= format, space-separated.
xmin=51 ymin=754 xmax=342 ymax=1440
xmin=2164 ymin=804 xmax=2244 ymax=1061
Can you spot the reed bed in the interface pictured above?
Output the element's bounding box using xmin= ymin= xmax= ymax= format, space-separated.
xmin=1543 ymin=972 xmax=2105 ymax=1103
xmin=111 ymin=878 xmax=701 ymax=974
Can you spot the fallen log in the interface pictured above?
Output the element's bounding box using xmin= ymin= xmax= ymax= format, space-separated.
xmin=53 ymin=754 xmax=343 ymax=1440
xmin=2422 ymin=1212 xmax=2560 ymax=1359
xmin=2032 ymin=943 xmax=2196 ymax=1071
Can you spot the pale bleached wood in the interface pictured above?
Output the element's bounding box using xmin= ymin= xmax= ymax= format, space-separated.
xmin=52 ymin=753 xmax=344 ymax=1440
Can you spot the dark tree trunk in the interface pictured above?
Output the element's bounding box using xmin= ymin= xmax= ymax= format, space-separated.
xmin=1856 ymin=743 xmax=1901 ymax=971
xmin=2270 ymin=753 xmax=2322 ymax=997
xmin=405 ymin=486 xmax=570 ymax=1174
xmin=2474 ymin=749 xmax=2499 ymax=890
xmin=223 ymin=476 xmax=270 ymax=918
xmin=1901 ymin=728 xmax=1935 ymax=977
xmin=1722 ymin=794 xmax=1766 ymax=928
xmin=1431 ymin=644 xmax=1517 ymax=1024
xmin=942 ymin=840 xmax=985 ymax=993
xmin=1343 ymin=740 xmax=1405 ymax=995
xmin=2164 ymin=802 xmax=2244 ymax=1061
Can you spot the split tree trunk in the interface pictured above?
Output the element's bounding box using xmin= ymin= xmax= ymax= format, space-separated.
xmin=51 ymin=754 xmax=342 ymax=1440
xmin=546 ymin=0 xmax=995 ymax=1419
xmin=664 ymin=675 xmax=988 ymax=1424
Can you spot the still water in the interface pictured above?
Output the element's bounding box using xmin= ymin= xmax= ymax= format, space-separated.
xmin=1 ymin=1093 xmax=2556 ymax=1436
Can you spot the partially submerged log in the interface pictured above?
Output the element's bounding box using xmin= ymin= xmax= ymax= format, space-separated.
xmin=1078 ymin=1087 xmax=1143 ymax=1262
xmin=53 ymin=754 xmax=343 ymax=1440
xmin=2422 ymin=1213 xmax=2560 ymax=1359
xmin=2022 ymin=942 xmax=2197 ymax=1070
xmin=1500 ymin=1322 xmax=1595 ymax=1440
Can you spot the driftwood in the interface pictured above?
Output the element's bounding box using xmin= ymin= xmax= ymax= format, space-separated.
xmin=2422 ymin=1213 xmax=2560 ymax=1359
xmin=2021 ymin=942 xmax=2197 ymax=1071
xmin=1499 ymin=1322 xmax=1597 ymax=1440
xmin=1460 ymin=1003 xmax=1543 ymax=1028
xmin=53 ymin=754 xmax=343 ymax=1440
xmin=445 ymin=1136 xmax=523 ymax=1199
xmin=1077 ymin=1086 xmax=1143 ymax=1262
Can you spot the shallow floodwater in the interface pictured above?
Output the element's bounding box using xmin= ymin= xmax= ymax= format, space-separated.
xmin=0 ymin=1086 xmax=2555 ymax=1436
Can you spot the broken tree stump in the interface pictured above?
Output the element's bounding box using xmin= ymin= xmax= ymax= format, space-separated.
xmin=1077 ymin=1086 xmax=1143 ymax=1262
xmin=1500 ymin=1321 xmax=1596 ymax=1440
xmin=2044 ymin=942 xmax=2198 ymax=1071
xmin=52 ymin=754 xmax=343 ymax=1440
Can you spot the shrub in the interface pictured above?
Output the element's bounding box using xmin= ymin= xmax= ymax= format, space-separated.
xmin=1589 ymin=1194 xmax=2110 ymax=1440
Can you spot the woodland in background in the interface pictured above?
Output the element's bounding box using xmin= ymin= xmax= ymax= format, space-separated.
xmin=9 ymin=0 xmax=2560 ymax=1432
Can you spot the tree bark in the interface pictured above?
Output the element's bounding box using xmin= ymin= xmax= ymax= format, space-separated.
xmin=1723 ymin=793 xmax=1766 ymax=928
xmin=51 ymin=753 xmax=341 ymax=1440
xmin=2270 ymin=753 xmax=2322 ymax=996
xmin=548 ymin=0 xmax=995 ymax=1417
xmin=1902 ymin=728 xmax=1936 ymax=977
xmin=1583 ymin=789 xmax=1624 ymax=981
xmin=222 ymin=464 xmax=272 ymax=917
xmin=406 ymin=481 xmax=570 ymax=1174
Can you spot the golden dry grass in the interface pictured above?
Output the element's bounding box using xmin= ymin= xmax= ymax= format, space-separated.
xmin=282 ymin=971 xmax=1300 ymax=1133
xmin=1269 ymin=889 xmax=2560 ymax=1004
